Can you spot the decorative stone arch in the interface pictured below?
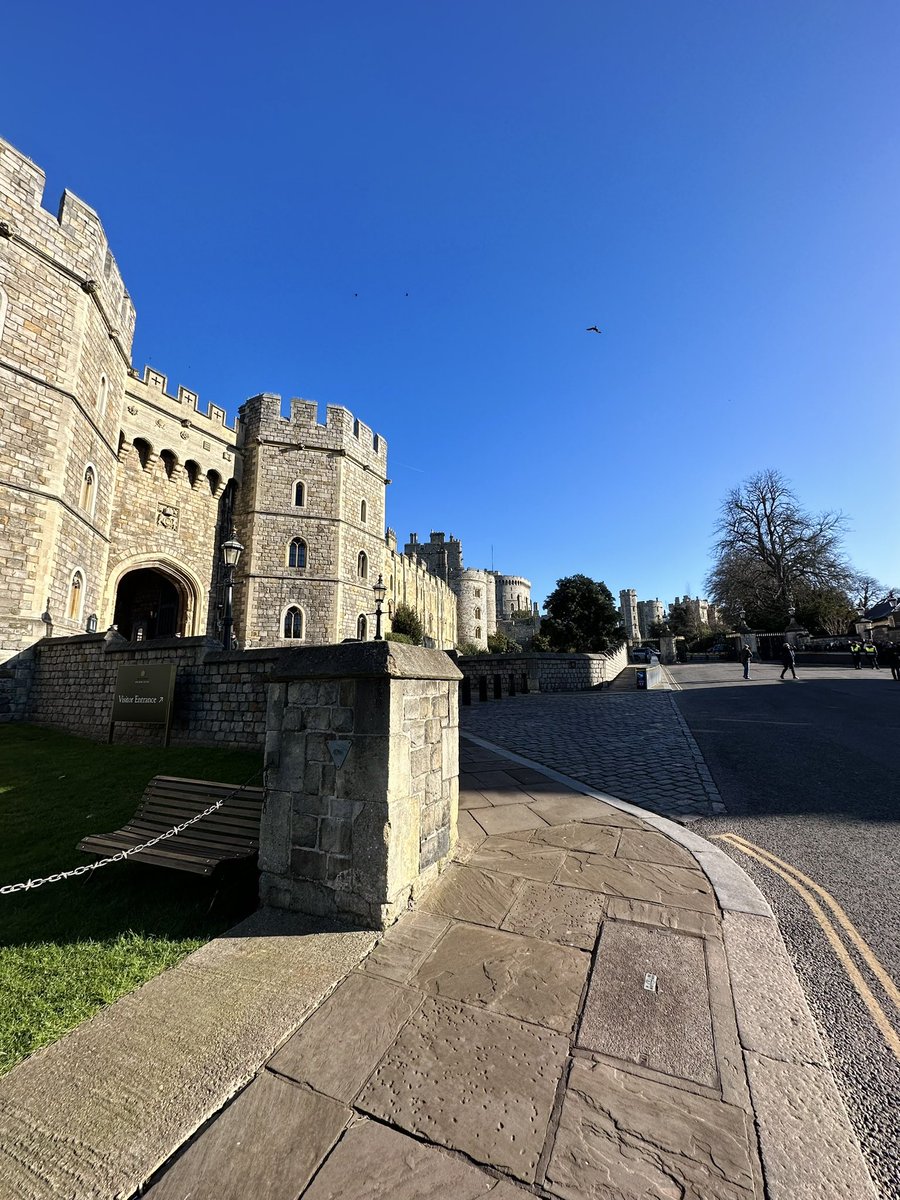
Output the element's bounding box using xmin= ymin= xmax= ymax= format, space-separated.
xmin=105 ymin=553 xmax=206 ymax=638
xmin=292 ymin=479 xmax=307 ymax=507
xmin=68 ymin=567 xmax=87 ymax=623
xmin=80 ymin=462 xmax=98 ymax=516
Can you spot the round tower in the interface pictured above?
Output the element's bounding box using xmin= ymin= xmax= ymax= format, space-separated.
xmin=493 ymin=574 xmax=532 ymax=620
xmin=455 ymin=568 xmax=496 ymax=651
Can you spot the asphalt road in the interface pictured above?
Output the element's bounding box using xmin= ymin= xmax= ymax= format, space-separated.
xmin=672 ymin=661 xmax=900 ymax=1200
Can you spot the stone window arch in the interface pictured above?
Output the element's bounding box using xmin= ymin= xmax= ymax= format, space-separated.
xmin=0 ymin=286 xmax=7 ymax=345
xmin=97 ymin=374 xmax=108 ymax=418
xmin=282 ymin=605 xmax=305 ymax=640
xmin=474 ymin=607 xmax=481 ymax=620
xmin=288 ymin=537 xmax=308 ymax=568
xmin=184 ymin=460 xmax=201 ymax=488
xmin=68 ymin=571 xmax=85 ymax=621
xmin=360 ymin=498 xmax=367 ymax=524
xmin=160 ymin=449 xmax=177 ymax=479
xmin=80 ymin=464 xmax=97 ymax=515
xmin=207 ymin=469 xmax=222 ymax=496
xmin=133 ymin=438 xmax=152 ymax=470
xmin=357 ymin=551 xmax=368 ymax=579
xmin=293 ymin=480 xmax=306 ymax=507
xmin=475 ymin=626 xmax=482 ymax=639
xmin=357 ymin=613 xmax=368 ymax=640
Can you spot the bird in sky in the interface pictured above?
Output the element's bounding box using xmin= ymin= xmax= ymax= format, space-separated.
xmin=586 ymin=325 xmax=602 ymax=334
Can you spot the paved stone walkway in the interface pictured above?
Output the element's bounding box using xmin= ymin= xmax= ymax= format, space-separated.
xmin=136 ymin=740 xmax=874 ymax=1200
xmin=461 ymin=690 xmax=727 ymax=820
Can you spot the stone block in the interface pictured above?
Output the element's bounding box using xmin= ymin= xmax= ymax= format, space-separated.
xmin=502 ymin=881 xmax=606 ymax=949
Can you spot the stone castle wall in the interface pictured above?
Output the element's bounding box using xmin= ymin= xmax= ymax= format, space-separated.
xmin=458 ymin=642 xmax=628 ymax=696
xmin=15 ymin=632 xmax=273 ymax=747
xmin=493 ymin=574 xmax=532 ymax=619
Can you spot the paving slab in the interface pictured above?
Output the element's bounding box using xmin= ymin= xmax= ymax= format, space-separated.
xmin=267 ymin=972 xmax=422 ymax=1101
xmin=604 ymin=896 xmax=721 ymax=938
xmin=527 ymin=821 xmax=621 ymax=856
xmin=744 ymin=1052 xmax=878 ymax=1199
xmin=501 ymin=880 xmax=606 ymax=950
xmin=412 ymin=922 xmax=589 ymax=1033
xmin=616 ymin=827 xmax=698 ymax=868
xmin=556 ymin=852 xmax=718 ymax=913
xmin=460 ymin=790 xmax=495 ymax=810
xmin=144 ymin=1073 xmax=349 ymax=1199
xmin=723 ymin=911 xmax=826 ymax=1065
xmin=357 ymin=996 xmax=569 ymax=1183
xmin=526 ymin=793 xmax=645 ymax=827
xmin=577 ymin=921 xmax=718 ymax=1087
xmin=463 ymin=834 xmax=566 ymax=881
xmin=470 ymin=803 xmax=549 ymax=835
xmin=300 ymin=1119 xmax=503 ymax=1198
xmin=545 ymin=1058 xmax=757 ymax=1200
xmin=360 ymin=910 xmax=450 ymax=984
xmin=0 ymin=911 xmax=375 ymax=1200
xmin=457 ymin=810 xmax=488 ymax=847
xmin=418 ymin=863 xmax=521 ymax=927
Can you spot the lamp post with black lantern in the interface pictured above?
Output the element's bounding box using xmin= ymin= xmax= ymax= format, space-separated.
xmin=220 ymin=533 xmax=244 ymax=650
xmin=373 ymin=573 xmax=386 ymax=641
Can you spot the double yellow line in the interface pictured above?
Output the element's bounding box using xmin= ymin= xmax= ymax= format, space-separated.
xmin=714 ymin=833 xmax=900 ymax=1062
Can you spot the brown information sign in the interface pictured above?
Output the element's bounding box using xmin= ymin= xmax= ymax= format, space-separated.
xmin=109 ymin=665 xmax=177 ymax=743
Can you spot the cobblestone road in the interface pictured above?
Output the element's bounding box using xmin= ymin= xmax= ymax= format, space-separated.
xmin=460 ymin=690 xmax=726 ymax=821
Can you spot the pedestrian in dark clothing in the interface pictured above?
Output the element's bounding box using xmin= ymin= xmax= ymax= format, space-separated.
xmin=850 ymin=640 xmax=862 ymax=669
xmin=863 ymin=641 xmax=879 ymax=669
xmin=885 ymin=643 xmax=900 ymax=682
xmin=780 ymin=642 xmax=797 ymax=680
xmin=740 ymin=642 xmax=753 ymax=680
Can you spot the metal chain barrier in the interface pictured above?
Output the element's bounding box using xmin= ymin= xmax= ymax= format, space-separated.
xmin=1 ymin=768 xmax=264 ymax=897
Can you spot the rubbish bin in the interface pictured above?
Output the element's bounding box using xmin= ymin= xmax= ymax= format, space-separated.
xmin=636 ymin=668 xmax=647 ymax=690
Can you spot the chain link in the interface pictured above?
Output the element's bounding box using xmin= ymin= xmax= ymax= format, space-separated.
xmin=1 ymin=770 xmax=264 ymax=897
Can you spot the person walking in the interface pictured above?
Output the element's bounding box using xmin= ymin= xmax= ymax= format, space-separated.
xmin=740 ymin=642 xmax=753 ymax=680
xmin=863 ymin=640 xmax=880 ymax=669
xmin=780 ymin=642 xmax=797 ymax=680
xmin=885 ymin=643 xmax=900 ymax=682
xmin=849 ymin=639 xmax=862 ymax=669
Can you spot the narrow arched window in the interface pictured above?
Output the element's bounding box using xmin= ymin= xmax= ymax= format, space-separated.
xmin=360 ymin=499 xmax=367 ymax=524
xmin=293 ymin=480 xmax=305 ymax=507
xmin=474 ymin=607 xmax=481 ymax=620
xmin=0 ymin=286 xmax=8 ymax=345
xmin=97 ymin=374 xmax=108 ymax=417
xmin=207 ymin=470 xmax=221 ymax=496
xmin=288 ymin=537 xmax=307 ymax=568
xmin=80 ymin=465 xmax=96 ymax=513
xmin=475 ymin=626 xmax=482 ymax=639
xmin=353 ymin=418 xmax=360 ymax=438
xmin=133 ymin=438 xmax=151 ymax=470
xmin=283 ymin=606 xmax=304 ymax=640
xmin=160 ymin=450 xmax=177 ymax=479
xmin=357 ymin=551 xmax=368 ymax=579
xmin=184 ymin=460 xmax=201 ymax=488
xmin=357 ymin=614 xmax=368 ymax=640
xmin=68 ymin=571 xmax=84 ymax=621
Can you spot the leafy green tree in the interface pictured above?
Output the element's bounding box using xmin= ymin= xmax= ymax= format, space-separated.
xmin=457 ymin=640 xmax=484 ymax=656
xmin=390 ymin=603 xmax=423 ymax=645
xmin=530 ymin=632 xmax=552 ymax=652
xmin=487 ymin=631 xmax=520 ymax=654
xmin=384 ymin=631 xmax=413 ymax=644
xmin=648 ymin=620 xmax=669 ymax=638
xmin=541 ymin=575 xmax=625 ymax=653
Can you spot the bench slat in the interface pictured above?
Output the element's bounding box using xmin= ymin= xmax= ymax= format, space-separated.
xmin=77 ymin=774 xmax=265 ymax=877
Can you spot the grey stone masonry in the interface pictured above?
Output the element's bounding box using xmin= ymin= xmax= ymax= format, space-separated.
xmin=260 ymin=641 xmax=462 ymax=929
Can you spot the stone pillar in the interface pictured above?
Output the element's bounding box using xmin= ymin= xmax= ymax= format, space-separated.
xmin=659 ymin=635 xmax=677 ymax=664
xmin=259 ymin=641 xmax=462 ymax=930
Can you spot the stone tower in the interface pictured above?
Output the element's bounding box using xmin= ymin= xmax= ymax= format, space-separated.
xmin=0 ymin=136 xmax=135 ymax=659
xmin=492 ymin=573 xmax=532 ymax=620
xmin=234 ymin=396 xmax=388 ymax=645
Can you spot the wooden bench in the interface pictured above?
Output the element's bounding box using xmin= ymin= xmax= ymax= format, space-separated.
xmin=77 ymin=775 xmax=265 ymax=876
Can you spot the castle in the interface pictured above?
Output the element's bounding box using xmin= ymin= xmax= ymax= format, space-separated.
xmin=0 ymin=136 xmax=530 ymax=661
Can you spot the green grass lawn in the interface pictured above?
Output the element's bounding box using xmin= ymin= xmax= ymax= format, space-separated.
xmin=0 ymin=724 xmax=263 ymax=1076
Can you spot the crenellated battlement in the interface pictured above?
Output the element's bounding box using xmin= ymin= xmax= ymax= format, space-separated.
xmin=127 ymin=365 xmax=234 ymax=433
xmin=0 ymin=137 xmax=135 ymax=351
xmin=236 ymin=394 xmax=388 ymax=466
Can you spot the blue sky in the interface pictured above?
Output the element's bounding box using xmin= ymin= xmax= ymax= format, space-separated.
xmin=4 ymin=2 xmax=898 ymax=608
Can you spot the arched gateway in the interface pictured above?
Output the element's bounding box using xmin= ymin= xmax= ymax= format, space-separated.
xmin=108 ymin=557 xmax=205 ymax=642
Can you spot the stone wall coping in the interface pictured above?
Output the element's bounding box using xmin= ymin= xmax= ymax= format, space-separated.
xmin=271 ymin=641 xmax=463 ymax=682
xmin=457 ymin=649 xmax=622 ymax=664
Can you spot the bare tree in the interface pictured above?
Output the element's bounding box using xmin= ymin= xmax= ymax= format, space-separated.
xmin=706 ymin=469 xmax=853 ymax=628
xmin=850 ymin=573 xmax=889 ymax=615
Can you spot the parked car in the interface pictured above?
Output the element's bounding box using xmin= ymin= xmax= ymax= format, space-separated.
xmin=632 ymin=646 xmax=660 ymax=663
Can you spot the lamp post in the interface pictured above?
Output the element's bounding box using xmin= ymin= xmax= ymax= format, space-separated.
xmin=220 ymin=533 xmax=244 ymax=650
xmin=373 ymin=573 xmax=386 ymax=641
